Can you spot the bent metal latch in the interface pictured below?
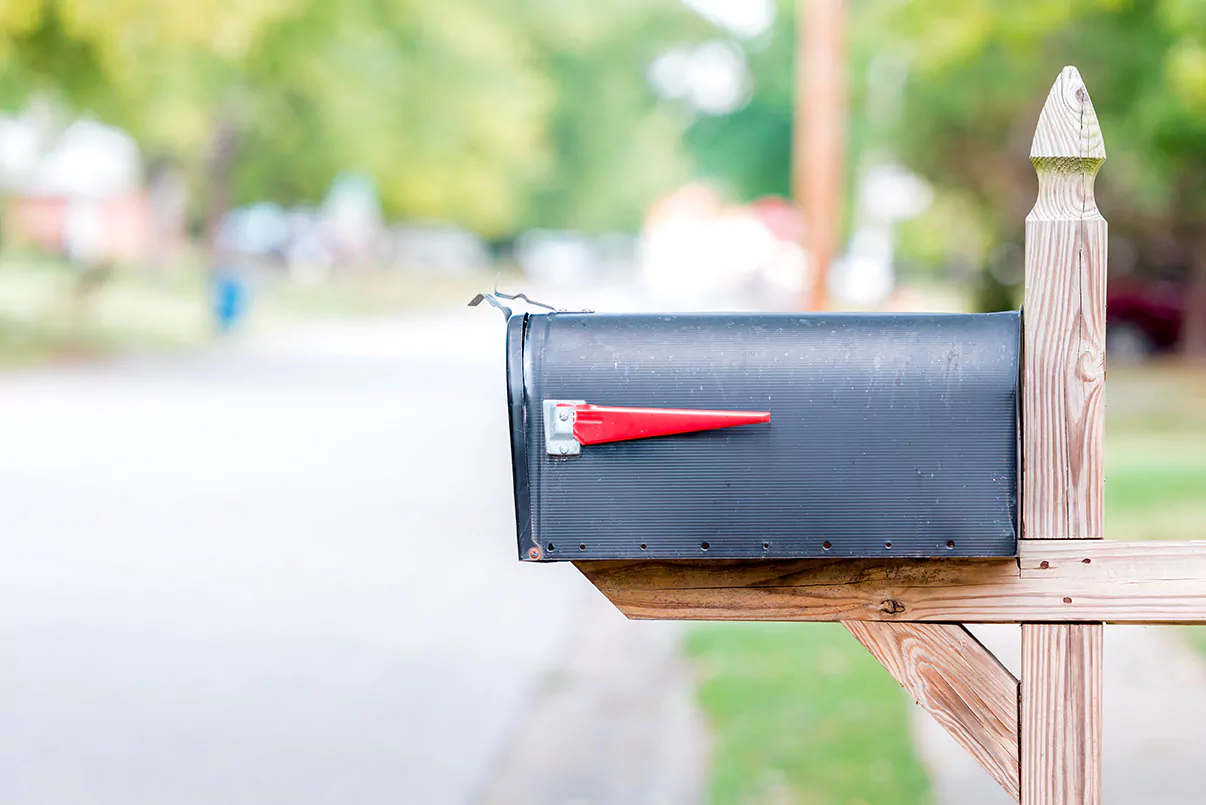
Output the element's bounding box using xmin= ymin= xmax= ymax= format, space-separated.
xmin=542 ymin=400 xmax=771 ymax=456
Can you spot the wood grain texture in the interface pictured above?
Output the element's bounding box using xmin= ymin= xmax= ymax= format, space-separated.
xmin=1021 ymin=624 xmax=1101 ymax=804
xmin=574 ymin=540 xmax=1206 ymax=623
xmin=1021 ymin=65 xmax=1106 ymax=805
xmin=845 ymin=622 xmax=1020 ymax=801
xmin=1024 ymin=65 xmax=1107 ymax=540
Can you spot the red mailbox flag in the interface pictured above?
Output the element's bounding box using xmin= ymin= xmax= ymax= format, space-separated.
xmin=561 ymin=403 xmax=770 ymax=446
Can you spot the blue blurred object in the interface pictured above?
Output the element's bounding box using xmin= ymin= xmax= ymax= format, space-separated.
xmin=211 ymin=269 xmax=249 ymax=333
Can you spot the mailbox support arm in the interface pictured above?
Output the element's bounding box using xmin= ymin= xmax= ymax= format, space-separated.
xmin=571 ymin=66 xmax=1120 ymax=805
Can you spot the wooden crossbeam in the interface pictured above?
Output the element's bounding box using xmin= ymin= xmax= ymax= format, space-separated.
xmin=844 ymin=622 xmax=1020 ymax=800
xmin=575 ymin=539 xmax=1206 ymax=624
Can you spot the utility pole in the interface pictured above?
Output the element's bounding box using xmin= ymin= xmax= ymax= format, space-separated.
xmin=793 ymin=0 xmax=846 ymax=311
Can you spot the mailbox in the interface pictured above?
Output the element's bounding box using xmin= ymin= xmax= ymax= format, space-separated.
xmin=500 ymin=309 xmax=1020 ymax=561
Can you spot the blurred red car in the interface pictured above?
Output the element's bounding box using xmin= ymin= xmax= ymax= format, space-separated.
xmin=1107 ymin=274 xmax=1186 ymax=359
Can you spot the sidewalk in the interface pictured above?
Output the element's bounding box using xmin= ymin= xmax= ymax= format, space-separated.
xmin=479 ymin=592 xmax=708 ymax=805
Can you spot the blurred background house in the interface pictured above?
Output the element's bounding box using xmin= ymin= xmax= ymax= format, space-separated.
xmin=1 ymin=116 xmax=160 ymax=265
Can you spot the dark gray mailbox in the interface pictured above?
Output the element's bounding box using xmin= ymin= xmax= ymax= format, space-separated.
xmin=499 ymin=308 xmax=1020 ymax=561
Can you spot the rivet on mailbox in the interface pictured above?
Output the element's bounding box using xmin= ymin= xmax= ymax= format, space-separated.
xmin=482 ymin=295 xmax=1021 ymax=563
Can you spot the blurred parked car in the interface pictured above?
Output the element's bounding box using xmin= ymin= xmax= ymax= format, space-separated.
xmin=389 ymin=222 xmax=490 ymax=275
xmin=215 ymin=202 xmax=292 ymax=261
xmin=1107 ymin=272 xmax=1186 ymax=360
xmin=515 ymin=229 xmax=600 ymax=284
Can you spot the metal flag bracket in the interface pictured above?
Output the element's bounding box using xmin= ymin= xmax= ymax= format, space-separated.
xmin=468 ymin=275 xmax=593 ymax=319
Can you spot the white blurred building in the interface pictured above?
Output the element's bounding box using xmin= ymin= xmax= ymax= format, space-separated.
xmin=320 ymin=173 xmax=384 ymax=265
xmin=0 ymin=115 xmax=176 ymax=265
xmin=639 ymin=183 xmax=810 ymax=309
xmin=828 ymin=162 xmax=933 ymax=308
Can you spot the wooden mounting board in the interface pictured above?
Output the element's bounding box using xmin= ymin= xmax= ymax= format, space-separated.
xmin=576 ymin=539 xmax=1206 ymax=624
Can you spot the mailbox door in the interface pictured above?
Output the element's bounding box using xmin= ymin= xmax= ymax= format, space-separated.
xmin=508 ymin=311 xmax=1020 ymax=561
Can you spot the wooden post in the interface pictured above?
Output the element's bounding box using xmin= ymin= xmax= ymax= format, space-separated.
xmin=793 ymin=0 xmax=845 ymax=310
xmin=1020 ymin=65 xmax=1107 ymax=805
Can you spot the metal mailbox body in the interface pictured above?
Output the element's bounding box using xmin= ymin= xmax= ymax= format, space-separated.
xmin=506 ymin=311 xmax=1020 ymax=561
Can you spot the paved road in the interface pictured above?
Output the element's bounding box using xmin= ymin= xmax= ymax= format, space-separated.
xmin=0 ymin=313 xmax=596 ymax=804
xmin=482 ymin=603 xmax=706 ymax=805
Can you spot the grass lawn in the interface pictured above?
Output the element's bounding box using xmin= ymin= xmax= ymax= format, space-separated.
xmin=0 ymin=253 xmax=491 ymax=368
xmin=1107 ymin=364 xmax=1206 ymax=653
xmin=686 ymin=363 xmax=1206 ymax=804
xmin=686 ymin=622 xmax=931 ymax=805
xmin=1106 ymin=364 xmax=1206 ymax=541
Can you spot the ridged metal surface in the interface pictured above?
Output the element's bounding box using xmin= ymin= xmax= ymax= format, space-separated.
xmin=512 ymin=311 xmax=1020 ymax=560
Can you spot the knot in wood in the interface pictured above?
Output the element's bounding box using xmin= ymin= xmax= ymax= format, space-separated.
xmin=879 ymin=598 xmax=907 ymax=615
xmin=1077 ymin=349 xmax=1105 ymax=383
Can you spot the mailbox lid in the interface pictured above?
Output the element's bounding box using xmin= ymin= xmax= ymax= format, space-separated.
xmin=509 ymin=311 xmax=1020 ymax=560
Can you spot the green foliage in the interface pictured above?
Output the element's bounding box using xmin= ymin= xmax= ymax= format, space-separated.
xmin=519 ymin=2 xmax=707 ymax=232
xmin=686 ymin=622 xmax=932 ymax=805
xmin=1103 ymin=364 xmax=1206 ymax=653
xmin=688 ymin=0 xmax=1206 ymax=282
xmin=15 ymin=0 xmax=1200 ymax=250
xmin=1105 ymin=365 xmax=1206 ymax=541
xmin=877 ymin=0 xmax=1206 ymax=245
xmin=686 ymin=1 xmax=796 ymax=201
xmin=228 ymin=0 xmax=557 ymax=234
xmin=0 ymin=0 xmax=711 ymax=236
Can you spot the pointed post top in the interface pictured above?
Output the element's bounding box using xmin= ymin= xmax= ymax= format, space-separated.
xmin=1030 ymin=65 xmax=1106 ymax=161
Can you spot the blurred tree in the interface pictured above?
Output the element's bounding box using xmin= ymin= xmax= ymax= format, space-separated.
xmin=689 ymin=0 xmax=1206 ymax=352
xmin=0 ymin=0 xmax=552 ymax=237
xmin=876 ymin=0 xmax=1206 ymax=355
xmin=684 ymin=0 xmax=871 ymax=213
xmin=517 ymin=0 xmax=708 ymax=233
xmin=685 ymin=0 xmax=796 ymax=201
xmin=0 ymin=0 xmax=712 ymax=240
xmin=225 ymin=0 xmax=558 ymax=237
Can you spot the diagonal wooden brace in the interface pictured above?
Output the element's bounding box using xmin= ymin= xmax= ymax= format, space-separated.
xmin=844 ymin=622 xmax=1020 ymax=801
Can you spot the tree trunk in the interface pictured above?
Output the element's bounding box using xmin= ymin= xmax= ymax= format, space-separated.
xmin=204 ymin=116 xmax=239 ymax=267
